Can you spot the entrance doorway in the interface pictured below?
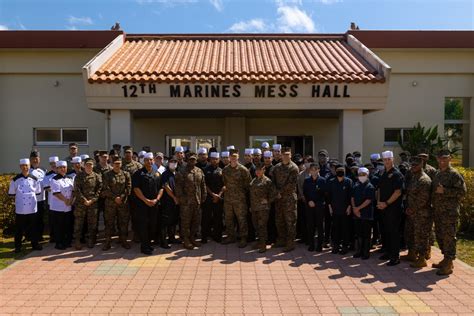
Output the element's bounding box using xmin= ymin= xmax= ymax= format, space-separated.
xmin=249 ymin=136 xmax=313 ymax=156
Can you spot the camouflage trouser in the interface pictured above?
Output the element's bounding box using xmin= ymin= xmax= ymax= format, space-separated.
xmin=180 ymin=203 xmax=201 ymax=241
xmin=404 ymin=214 xmax=414 ymax=250
xmin=224 ymin=200 xmax=248 ymax=239
xmin=433 ymin=205 xmax=459 ymax=260
xmin=104 ymin=199 xmax=130 ymax=242
xmin=275 ymin=197 xmax=297 ymax=243
xmin=74 ymin=204 xmax=98 ymax=242
xmin=413 ymin=210 xmax=432 ymax=256
xmin=251 ymin=208 xmax=270 ymax=242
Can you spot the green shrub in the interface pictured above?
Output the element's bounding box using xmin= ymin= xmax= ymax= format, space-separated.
xmin=458 ymin=167 xmax=474 ymax=235
xmin=0 ymin=174 xmax=16 ymax=236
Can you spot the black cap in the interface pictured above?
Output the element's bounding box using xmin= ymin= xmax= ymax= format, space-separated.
xmin=98 ymin=150 xmax=108 ymax=156
xmin=112 ymin=144 xmax=121 ymax=150
xmin=229 ymin=149 xmax=239 ymax=155
xmin=69 ymin=143 xmax=78 ymax=148
xmin=318 ymin=149 xmax=328 ymax=156
xmin=409 ymin=156 xmax=423 ymax=165
xmin=123 ymin=146 xmax=132 ymax=152
xmin=353 ymin=151 xmax=361 ymax=157
xmin=30 ymin=150 xmax=40 ymax=158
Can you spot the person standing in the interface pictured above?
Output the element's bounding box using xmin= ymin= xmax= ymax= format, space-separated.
xmin=102 ymin=158 xmax=132 ymax=250
xmin=351 ymin=167 xmax=376 ymax=260
xmin=202 ymin=152 xmax=225 ymax=243
xmin=222 ymin=149 xmax=252 ymax=248
xmin=327 ymin=165 xmax=353 ymax=254
xmin=132 ymin=153 xmax=163 ymax=255
xmin=29 ymin=150 xmax=46 ymax=241
xmin=405 ymin=156 xmax=432 ymax=268
xmin=377 ymin=151 xmax=404 ymax=266
xmin=249 ymin=163 xmax=276 ymax=253
xmin=73 ymin=158 xmax=102 ymax=249
xmin=49 ymin=161 xmax=75 ymax=250
xmin=160 ymin=157 xmax=180 ymax=247
xmin=302 ymin=164 xmax=327 ymax=252
xmin=175 ymin=153 xmax=207 ymax=250
xmin=272 ymin=147 xmax=299 ymax=252
xmin=431 ymin=149 xmax=466 ymax=275
xmin=8 ymin=158 xmax=43 ymax=253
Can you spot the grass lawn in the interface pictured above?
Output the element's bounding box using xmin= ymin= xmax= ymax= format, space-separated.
xmin=455 ymin=233 xmax=474 ymax=267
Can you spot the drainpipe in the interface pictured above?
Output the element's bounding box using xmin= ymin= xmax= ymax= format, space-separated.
xmin=105 ymin=109 xmax=110 ymax=150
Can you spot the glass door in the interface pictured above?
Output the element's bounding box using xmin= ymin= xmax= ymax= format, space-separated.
xmin=166 ymin=136 xmax=221 ymax=156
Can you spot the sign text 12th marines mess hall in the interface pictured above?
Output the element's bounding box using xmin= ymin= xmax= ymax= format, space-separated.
xmin=121 ymin=83 xmax=351 ymax=98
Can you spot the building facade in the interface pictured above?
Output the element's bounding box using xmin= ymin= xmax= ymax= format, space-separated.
xmin=0 ymin=30 xmax=472 ymax=172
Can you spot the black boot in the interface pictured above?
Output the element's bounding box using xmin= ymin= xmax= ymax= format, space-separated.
xmin=353 ymin=238 xmax=362 ymax=258
xmin=160 ymin=228 xmax=171 ymax=249
xmin=361 ymin=238 xmax=370 ymax=260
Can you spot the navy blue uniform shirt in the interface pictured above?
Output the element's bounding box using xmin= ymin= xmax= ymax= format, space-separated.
xmin=352 ymin=180 xmax=375 ymax=220
xmin=303 ymin=175 xmax=326 ymax=208
xmin=327 ymin=176 xmax=353 ymax=215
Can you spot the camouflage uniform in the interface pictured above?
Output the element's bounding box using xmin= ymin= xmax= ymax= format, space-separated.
xmin=122 ymin=159 xmax=142 ymax=240
xmin=271 ymin=161 xmax=299 ymax=245
xmin=122 ymin=159 xmax=142 ymax=176
xmin=175 ymin=165 xmax=207 ymax=246
xmin=94 ymin=164 xmax=112 ymax=228
xmin=406 ymin=170 xmax=432 ymax=257
xmin=431 ymin=166 xmax=466 ymax=260
xmin=423 ymin=162 xmax=437 ymax=249
xmin=102 ymin=169 xmax=132 ymax=244
xmin=73 ymin=171 xmax=102 ymax=245
xmin=423 ymin=163 xmax=437 ymax=180
xmin=249 ymin=175 xmax=276 ymax=243
xmin=222 ymin=163 xmax=251 ymax=240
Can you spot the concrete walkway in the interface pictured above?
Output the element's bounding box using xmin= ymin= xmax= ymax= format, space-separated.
xmin=0 ymin=241 xmax=473 ymax=315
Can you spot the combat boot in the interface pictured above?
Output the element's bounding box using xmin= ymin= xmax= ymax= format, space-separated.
xmin=401 ymin=249 xmax=417 ymax=261
xmin=258 ymin=242 xmax=267 ymax=253
xmin=252 ymin=242 xmax=260 ymax=250
xmin=272 ymin=239 xmax=286 ymax=248
xmin=183 ymin=238 xmax=194 ymax=250
xmin=191 ymin=239 xmax=202 ymax=247
xmin=283 ymin=240 xmax=295 ymax=252
xmin=121 ymin=240 xmax=131 ymax=249
xmin=222 ymin=236 xmax=236 ymax=245
xmin=238 ymin=237 xmax=247 ymax=248
xmin=74 ymin=240 xmax=83 ymax=250
xmin=102 ymin=241 xmax=111 ymax=251
xmin=410 ymin=256 xmax=427 ymax=268
xmin=425 ymin=247 xmax=431 ymax=260
xmin=432 ymin=257 xmax=448 ymax=269
xmin=353 ymin=238 xmax=362 ymax=258
xmin=436 ymin=259 xmax=453 ymax=276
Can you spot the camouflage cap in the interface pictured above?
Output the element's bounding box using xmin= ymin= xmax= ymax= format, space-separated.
xmin=437 ymin=149 xmax=451 ymax=158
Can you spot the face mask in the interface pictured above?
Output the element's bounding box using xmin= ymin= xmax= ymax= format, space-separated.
xmin=358 ymin=176 xmax=368 ymax=183
xmin=169 ymin=162 xmax=177 ymax=170
xmin=336 ymin=171 xmax=345 ymax=177
xmin=139 ymin=158 xmax=144 ymax=164
xmin=304 ymin=163 xmax=311 ymax=169
xmin=377 ymin=165 xmax=384 ymax=171
xmin=355 ymin=157 xmax=362 ymax=164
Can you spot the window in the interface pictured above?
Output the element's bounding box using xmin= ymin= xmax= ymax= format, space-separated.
xmin=384 ymin=128 xmax=413 ymax=146
xmin=444 ymin=98 xmax=470 ymax=166
xmin=34 ymin=128 xmax=88 ymax=145
xmin=166 ymin=136 xmax=221 ymax=156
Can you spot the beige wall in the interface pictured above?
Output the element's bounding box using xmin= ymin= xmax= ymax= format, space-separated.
xmin=0 ymin=49 xmax=106 ymax=173
xmin=363 ymin=49 xmax=474 ymax=166
xmin=133 ymin=116 xmax=339 ymax=158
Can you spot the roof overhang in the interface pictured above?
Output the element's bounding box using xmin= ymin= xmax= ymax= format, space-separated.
xmin=82 ymin=33 xmax=390 ymax=111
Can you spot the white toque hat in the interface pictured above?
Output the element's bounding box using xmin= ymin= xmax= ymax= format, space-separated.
xmin=244 ymin=148 xmax=253 ymax=155
xmin=71 ymin=157 xmax=82 ymax=164
xmin=198 ymin=147 xmax=208 ymax=154
xmin=263 ymin=151 xmax=273 ymax=158
xmin=381 ymin=151 xmax=394 ymax=159
xmin=138 ymin=150 xmax=146 ymax=157
xmin=210 ymin=152 xmax=220 ymax=159
xmin=358 ymin=167 xmax=369 ymax=174
xmin=19 ymin=158 xmax=30 ymax=165
xmin=144 ymin=152 xmax=154 ymax=159
xmin=226 ymin=145 xmax=235 ymax=150
xmin=370 ymin=153 xmax=381 ymax=160
xmin=221 ymin=151 xmax=230 ymax=158
xmin=253 ymin=148 xmax=262 ymax=155
xmin=80 ymin=154 xmax=89 ymax=160
xmin=56 ymin=161 xmax=67 ymax=167
xmin=261 ymin=142 xmax=270 ymax=149
xmin=272 ymin=144 xmax=282 ymax=151
xmin=49 ymin=156 xmax=59 ymax=163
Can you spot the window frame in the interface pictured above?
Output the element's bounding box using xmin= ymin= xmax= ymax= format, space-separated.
xmin=33 ymin=128 xmax=89 ymax=146
xmin=383 ymin=128 xmax=413 ymax=147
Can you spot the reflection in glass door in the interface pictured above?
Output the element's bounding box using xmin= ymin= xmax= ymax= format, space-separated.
xmin=166 ymin=136 xmax=221 ymax=156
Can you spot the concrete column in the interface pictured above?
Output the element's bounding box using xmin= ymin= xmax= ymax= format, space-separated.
xmin=339 ymin=110 xmax=363 ymax=161
xmin=469 ymin=98 xmax=474 ymax=168
xmin=224 ymin=116 xmax=247 ymax=151
xmin=109 ymin=109 xmax=132 ymax=148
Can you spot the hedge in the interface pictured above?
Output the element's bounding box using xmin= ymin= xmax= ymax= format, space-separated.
xmin=1 ymin=168 xmax=473 ymax=236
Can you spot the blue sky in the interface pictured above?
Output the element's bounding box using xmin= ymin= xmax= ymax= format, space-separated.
xmin=0 ymin=0 xmax=472 ymax=33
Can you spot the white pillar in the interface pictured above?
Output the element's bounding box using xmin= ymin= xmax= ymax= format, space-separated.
xmin=339 ymin=110 xmax=363 ymax=161
xmin=109 ymin=109 xmax=132 ymax=147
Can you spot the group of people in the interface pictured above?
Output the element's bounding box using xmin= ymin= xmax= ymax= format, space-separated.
xmin=9 ymin=141 xmax=466 ymax=276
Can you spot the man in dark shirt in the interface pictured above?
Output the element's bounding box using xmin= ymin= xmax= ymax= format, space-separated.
xmin=303 ymin=163 xmax=327 ymax=252
xmin=377 ymin=151 xmax=404 ymax=266
xmin=202 ymin=152 xmax=225 ymax=243
xmin=327 ymin=165 xmax=353 ymax=254
xmin=132 ymin=152 xmax=163 ymax=255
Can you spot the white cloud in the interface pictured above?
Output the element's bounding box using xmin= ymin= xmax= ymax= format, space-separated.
xmin=228 ymin=18 xmax=267 ymax=33
xmin=0 ymin=24 xmax=9 ymax=30
xmin=319 ymin=0 xmax=341 ymax=4
xmin=136 ymin=0 xmax=197 ymax=5
xmin=67 ymin=16 xmax=93 ymax=25
xmin=66 ymin=25 xmax=78 ymax=30
xmin=276 ymin=5 xmax=315 ymax=33
xmin=209 ymin=0 xmax=223 ymax=11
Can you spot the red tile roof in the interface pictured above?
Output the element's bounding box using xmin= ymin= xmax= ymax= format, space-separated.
xmin=89 ymin=34 xmax=385 ymax=84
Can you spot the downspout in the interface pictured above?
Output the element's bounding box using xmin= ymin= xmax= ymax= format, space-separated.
xmin=105 ymin=109 xmax=110 ymax=150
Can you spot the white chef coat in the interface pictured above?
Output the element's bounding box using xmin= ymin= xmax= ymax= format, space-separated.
xmin=42 ymin=170 xmax=56 ymax=206
xmin=8 ymin=173 xmax=41 ymax=214
xmin=49 ymin=174 xmax=74 ymax=212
